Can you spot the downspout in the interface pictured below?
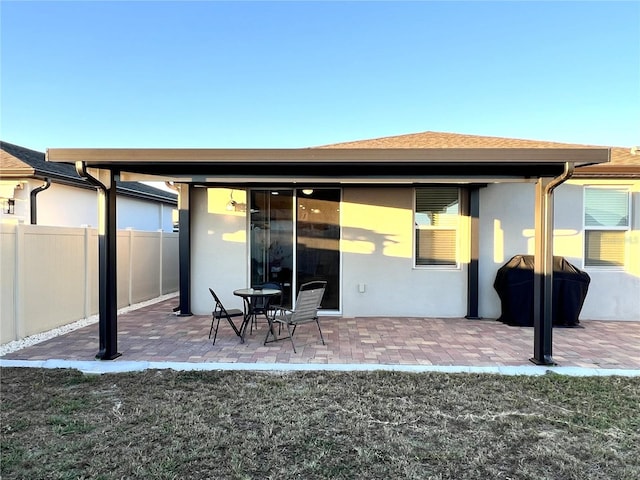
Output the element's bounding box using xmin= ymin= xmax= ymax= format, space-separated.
xmin=76 ymin=161 xmax=107 ymax=199
xmin=76 ymin=161 xmax=107 ymax=198
xmin=30 ymin=178 xmax=51 ymax=225
xmin=531 ymin=161 xmax=574 ymax=366
xmin=545 ymin=162 xmax=574 ymax=197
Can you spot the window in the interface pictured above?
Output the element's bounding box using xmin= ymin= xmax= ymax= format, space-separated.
xmin=415 ymin=187 xmax=460 ymax=266
xmin=584 ymin=186 xmax=630 ymax=267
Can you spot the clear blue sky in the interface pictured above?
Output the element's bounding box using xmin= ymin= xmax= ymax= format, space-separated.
xmin=2 ymin=0 xmax=639 ymax=152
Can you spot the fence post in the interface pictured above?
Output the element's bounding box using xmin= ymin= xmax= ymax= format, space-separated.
xmin=128 ymin=228 xmax=134 ymax=307
xmin=83 ymin=225 xmax=91 ymax=318
xmin=14 ymin=223 xmax=25 ymax=340
xmin=158 ymin=229 xmax=163 ymax=297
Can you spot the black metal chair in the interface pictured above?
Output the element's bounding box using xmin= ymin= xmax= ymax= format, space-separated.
xmin=208 ymin=288 xmax=244 ymax=345
xmin=265 ymin=281 xmax=326 ymax=353
xmin=249 ymin=282 xmax=282 ymax=333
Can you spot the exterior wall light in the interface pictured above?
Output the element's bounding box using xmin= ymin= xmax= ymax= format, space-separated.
xmin=226 ymin=190 xmax=246 ymax=212
xmin=226 ymin=190 xmax=238 ymax=211
xmin=4 ymin=198 xmax=15 ymax=214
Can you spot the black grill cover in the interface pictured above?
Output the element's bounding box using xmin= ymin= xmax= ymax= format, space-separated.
xmin=494 ymin=255 xmax=590 ymax=327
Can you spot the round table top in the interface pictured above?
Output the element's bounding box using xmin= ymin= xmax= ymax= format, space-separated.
xmin=233 ymin=288 xmax=281 ymax=298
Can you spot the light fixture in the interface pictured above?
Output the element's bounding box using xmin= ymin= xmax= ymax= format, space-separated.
xmin=4 ymin=198 xmax=15 ymax=214
xmin=225 ymin=190 xmax=247 ymax=212
xmin=302 ymin=189 xmax=314 ymax=195
xmin=226 ymin=190 xmax=238 ymax=211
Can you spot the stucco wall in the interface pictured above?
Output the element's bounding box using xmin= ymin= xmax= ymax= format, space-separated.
xmin=558 ymin=180 xmax=639 ymax=320
xmin=190 ymin=187 xmax=469 ymax=317
xmin=341 ymin=187 xmax=468 ymax=317
xmin=189 ymin=183 xmax=638 ymax=321
xmin=478 ymin=180 xmax=640 ymax=321
xmin=478 ymin=182 xmax=535 ymax=320
xmin=118 ymin=195 xmax=175 ymax=232
xmin=0 ymin=179 xmax=176 ymax=232
xmin=2 ymin=180 xmax=97 ymax=226
xmin=191 ymin=187 xmax=248 ymax=315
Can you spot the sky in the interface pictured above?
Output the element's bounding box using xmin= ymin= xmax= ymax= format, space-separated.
xmin=1 ymin=0 xmax=639 ymax=153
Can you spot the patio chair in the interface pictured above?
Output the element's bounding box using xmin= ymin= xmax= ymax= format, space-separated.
xmin=209 ymin=288 xmax=245 ymax=345
xmin=249 ymin=282 xmax=282 ymax=333
xmin=265 ymin=281 xmax=326 ymax=353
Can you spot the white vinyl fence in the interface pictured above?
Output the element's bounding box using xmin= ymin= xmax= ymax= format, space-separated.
xmin=0 ymin=223 xmax=179 ymax=344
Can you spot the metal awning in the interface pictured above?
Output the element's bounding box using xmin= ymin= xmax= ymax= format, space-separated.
xmin=46 ymin=147 xmax=610 ymax=183
xmin=45 ymin=146 xmax=610 ymax=365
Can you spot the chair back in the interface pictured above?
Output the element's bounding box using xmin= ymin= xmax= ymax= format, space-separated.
xmin=251 ymin=282 xmax=282 ymax=311
xmin=209 ymin=288 xmax=231 ymax=317
xmin=290 ymin=281 xmax=326 ymax=324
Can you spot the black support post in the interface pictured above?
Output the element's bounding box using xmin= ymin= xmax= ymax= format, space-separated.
xmin=466 ymin=186 xmax=481 ymax=319
xmin=177 ymin=184 xmax=192 ymax=316
xmin=531 ymin=177 xmax=555 ymax=366
xmin=96 ymin=170 xmax=120 ymax=360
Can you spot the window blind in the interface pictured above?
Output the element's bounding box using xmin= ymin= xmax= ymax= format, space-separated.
xmin=585 ymin=231 xmax=626 ymax=267
xmin=415 ymin=187 xmax=459 ymax=266
xmin=416 ymin=230 xmax=457 ymax=266
xmin=585 ymin=188 xmax=629 ymax=228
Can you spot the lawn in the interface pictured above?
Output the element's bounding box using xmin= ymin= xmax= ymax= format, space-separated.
xmin=1 ymin=368 xmax=639 ymax=479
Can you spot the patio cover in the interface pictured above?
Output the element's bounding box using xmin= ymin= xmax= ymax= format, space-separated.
xmin=46 ymin=146 xmax=610 ymax=365
xmin=46 ymin=147 xmax=608 ymax=182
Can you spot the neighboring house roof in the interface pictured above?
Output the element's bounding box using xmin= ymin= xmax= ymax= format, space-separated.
xmin=1 ymin=141 xmax=85 ymax=185
xmin=1 ymin=141 xmax=177 ymax=203
xmin=318 ymin=131 xmax=640 ymax=178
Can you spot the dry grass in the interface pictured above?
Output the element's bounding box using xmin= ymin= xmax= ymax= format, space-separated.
xmin=1 ymin=368 xmax=639 ymax=479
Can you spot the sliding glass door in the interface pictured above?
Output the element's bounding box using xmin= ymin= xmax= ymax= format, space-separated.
xmin=250 ymin=190 xmax=295 ymax=304
xmin=295 ymin=189 xmax=340 ymax=310
xmin=250 ymin=189 xmax=340 ymax=310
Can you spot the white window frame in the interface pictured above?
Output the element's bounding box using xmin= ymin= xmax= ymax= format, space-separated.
xmin=583 ymin=185 xmax=631 ymax=269
xmin=414 ymin=186 xmax=461 ymax=269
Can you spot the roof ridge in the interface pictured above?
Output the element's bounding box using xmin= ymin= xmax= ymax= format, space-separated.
xmin=316 ymin=130 xmax=620 ymax=149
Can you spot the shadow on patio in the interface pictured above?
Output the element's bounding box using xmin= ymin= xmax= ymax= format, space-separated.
xmin=2 ymin=297 xmax=639 ymax=371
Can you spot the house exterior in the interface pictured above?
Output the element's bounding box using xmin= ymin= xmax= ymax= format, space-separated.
xmin=45 ymin=131 xmax=637 ymax=363
xmin=316 ymin=132 xmax=639 ymax=322
xmin=182 ymin=134 xmax=638 ymax=322
xmin=0 ymin=142 xmax=178 ymax=231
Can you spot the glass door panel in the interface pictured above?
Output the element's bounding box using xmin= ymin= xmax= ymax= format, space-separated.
xmin=296 ymin=189 xmax=340 ymax=310
xmin=250 ymin=190 xmax=294 ymax=306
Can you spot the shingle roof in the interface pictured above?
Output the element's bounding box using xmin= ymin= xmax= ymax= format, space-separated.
xmin=0 ymin=141 xmax=177 ymax=203
xmin=318 ymin=131 xmax=640 ymax=177
xmin=1 ymin=141 xmax=86 ymax=184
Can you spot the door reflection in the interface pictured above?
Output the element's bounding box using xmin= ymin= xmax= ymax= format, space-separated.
xmin=250 ymin=189 xmax=340 ymax=310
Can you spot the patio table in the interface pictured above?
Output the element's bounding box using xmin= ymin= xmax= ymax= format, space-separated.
xmin=233 ymin=288 xmax=282 ymax=341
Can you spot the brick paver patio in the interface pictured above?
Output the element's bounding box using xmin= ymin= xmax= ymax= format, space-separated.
xmin=2 ymin=297 xmax=639 ymax=370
